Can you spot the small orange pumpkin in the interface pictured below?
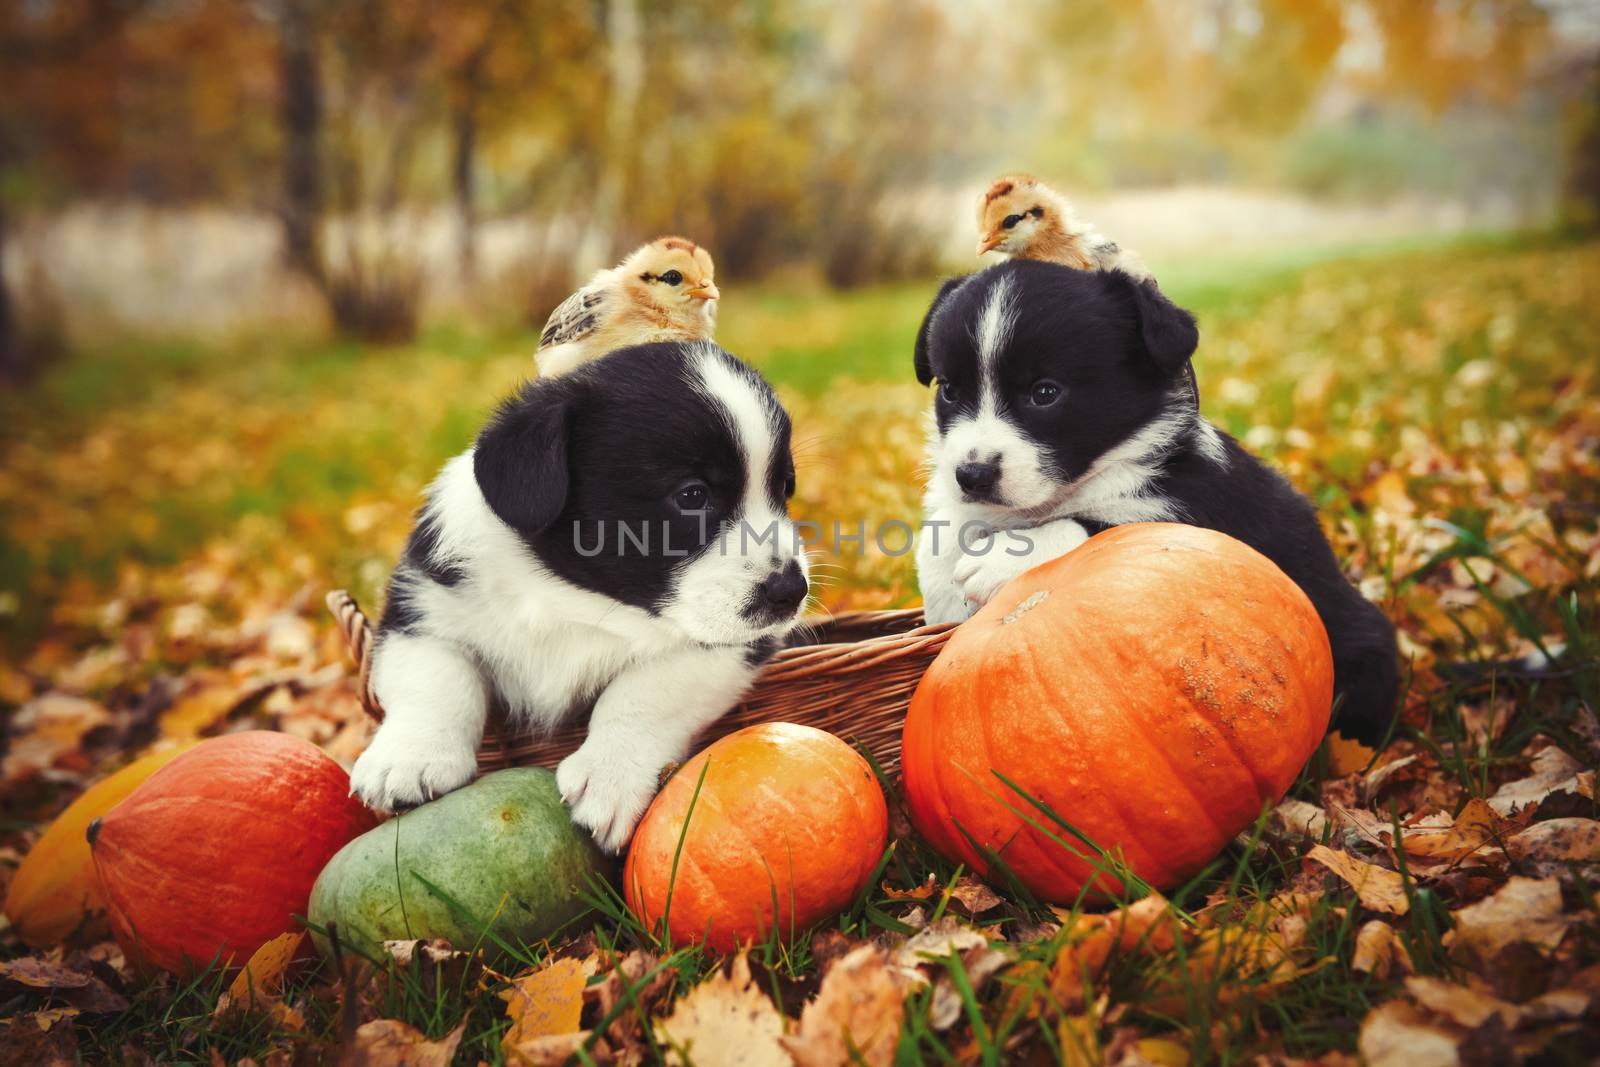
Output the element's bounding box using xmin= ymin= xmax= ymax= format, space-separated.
xmin=89 ymin=731 xmax=375 ymax=974
xmin=902 ymin=523 xmax=1333 ymax=903
xmin=625 ymin=723 xmax=887 ymax=952
xmin=4 ymin=743 xmax=196 ymax=948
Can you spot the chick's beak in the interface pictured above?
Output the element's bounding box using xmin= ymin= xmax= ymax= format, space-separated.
xmin=688 ymin=283 xmax=720 ymax=302
xmin=977 ymin=233 xmax=1004 ymax=255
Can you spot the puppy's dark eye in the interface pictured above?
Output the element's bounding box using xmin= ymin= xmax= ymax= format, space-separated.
xmin=1001 ymin=214 xmax=1023 ymax=230
xmin=1027 ymin=380 xmax=1063 ymax=407
xmin=937 ymin=379 xmax=959 ymax=403
xmin=672 ymin=481 xmax=708 ymax=511
xmin=660 ymin=270 xmax=683 ymax=286
xmin=783 ymin=466 xmax=796 ymax=499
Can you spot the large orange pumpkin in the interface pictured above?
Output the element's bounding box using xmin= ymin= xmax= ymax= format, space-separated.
xmin=625 ymin=723 xmax=887 ymax=952
xmin=902 ymin=523 xmax=1333 ymax=903
xmin=5 ymin=743 xmax=196 ymax=948
xmin=88 ymin=731 xmax=375 ymax=974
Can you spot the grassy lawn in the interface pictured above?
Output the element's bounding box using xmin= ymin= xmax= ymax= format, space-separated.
xmin=1 ymin=232 xmax=1596 ymax=1064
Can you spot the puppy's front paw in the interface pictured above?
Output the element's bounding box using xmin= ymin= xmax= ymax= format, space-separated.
xmin=350 ymin=726 xmax=478 ymax=813
xmin=556 ymin=744 xmax=661 ymax=854
xmin=952 ymin=539 xmax=1031 ymax=610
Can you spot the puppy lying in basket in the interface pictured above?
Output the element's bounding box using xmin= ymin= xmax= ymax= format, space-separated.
xmin=913 ymin=260 xmax=1399 ymax=743
xmin=350 ymin=341 xmax=809 ymax=851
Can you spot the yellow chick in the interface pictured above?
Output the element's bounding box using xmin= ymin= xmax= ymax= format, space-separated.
xmin=537 ymin=237 xmax=719 ymax=377
xmin=976 ymin=174 xmax=1150 ymax=280
xmin=978 ymin=174 xmax=1199 ymax=404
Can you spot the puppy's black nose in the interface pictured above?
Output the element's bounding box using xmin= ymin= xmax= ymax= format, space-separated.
xmin=760 ymin=560 xmax=808 ymax=612
xmin=955 ymin=461 xmax=1001 ymax=496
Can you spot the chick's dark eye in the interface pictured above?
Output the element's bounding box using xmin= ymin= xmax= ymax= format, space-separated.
xmin=938 ymin=379 xmax=958 ymax=403
xmin=660 ymin=270 xmax=683 ymax=286
xmin=1028 ymin=380 xmax=1063 ymax=407
xmin=1001 ymin=213 xmax=1023 ymax=230
xmin=673 ymin=481 xmax=708 ymax=511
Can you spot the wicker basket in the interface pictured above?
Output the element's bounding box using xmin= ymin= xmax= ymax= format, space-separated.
xmin=326 ymin=591 xmax=954 ymax=775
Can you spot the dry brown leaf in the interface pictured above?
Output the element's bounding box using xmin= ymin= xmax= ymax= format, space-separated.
xmin=1506 ymin=817 xmax=1600 ymax=877
xmin=1404 ymin=975 xmax=1519 ymax=1030
xmin=584 ymin=949 xmax=673 ymax=1055
xmin=1488 ymin=747 xmax=1586 ymax=815
xmin=1570 ymin=703 xmax=1600 ymax=761
xmin=216 ymin=931 xmax=303 ymax=1015
xmin=889 ymin=916 xmax=990 ymax=978
xmin=1351 ymin=920 xmax=1412 ymax=980
xmin=881 ymin=877 xmax=936 ymax=901
xmin=1057 ymin=1003 xmax=1103 ymax=1067
xmin=783 ymin=944 xmax=908 ymax=1067
xmin=499 ymin=1032 xmax=594 ymax=1066
xmin=0 ymin=953 xmax=129 ymax=1016
xmin=344 ymin=1019 xmax=466 ymax=1067
xmin=1047 ymin=894 xmax=1185 ymax=1014
xmin=1363 ymin=754 xmax=1419 ymax=801
xmin=1305 ymin=845 xmax=1410 ymax=914
xmin=1522 ymin=986 xmax=1593 ymax=1022
xmin=3 ymin=694 xmax=111 ymax=781
xmin=654 ymin=954 xmax=789 ymax=1067
xmin=1395 ymin=798 xmax=1506 ymax=865
xmin=1358 ymin=999 xmax=1463 ymax=1067
xmin=1129 ymin=1037 xmax=1191 ymax=1066
xmin=1326 ymin=734 xmax=1377 ymax=776
xmin=0 ymin=957 xmax=95 ymax=990
xmin=1325 ymin=801 xmax=1399 ymax=846
xmin=927 ymin=945 xmax=1011 ymax=1031
xmin=158 ymin=681 xmax=244 ymax=740
xmin=1144 ymin=913 xmax=1324 ymax=1017
xmin=1268 ymin=798 xmax=1327 ymax=840
xmin=1459 ymin=697 xmax=1514 ymax=747
xmin=947 ymin=876 xmax=1003 ymax=917
xmin=501 ymin=956 xmax=587 ymax=1059
xmin=384 ymin=939 xmax=478 ymax=1001
xmin=1447 ymin=876 xmax=1571 ymax=965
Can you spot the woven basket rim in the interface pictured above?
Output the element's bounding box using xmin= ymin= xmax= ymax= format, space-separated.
xmin=325 ymin=589 xmax=952 ymax=725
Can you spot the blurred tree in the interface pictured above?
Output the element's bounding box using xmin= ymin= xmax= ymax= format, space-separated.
xmin=1 ymin=1 xmax=135 ymax=383
xmin=276 ymin=0 xmax=324 ymax=285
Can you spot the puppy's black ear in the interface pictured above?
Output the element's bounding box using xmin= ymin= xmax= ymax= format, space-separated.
xmin=473 ymin=380 xmax=579 ymax=536
xmin=914 ymin=275 xmax=968 ymax=385
xmin=1118 ymin=273 xmax=1198 ymax=375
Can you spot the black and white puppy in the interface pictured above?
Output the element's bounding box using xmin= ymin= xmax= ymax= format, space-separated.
xmin=350 ymin=342 xmax=809 ymax=851
xmin=913 ymin=260 xmax=1398 ymax=742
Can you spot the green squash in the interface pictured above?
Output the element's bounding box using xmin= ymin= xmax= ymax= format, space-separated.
xmin=307 ymin=767 xmax=613 ymax=961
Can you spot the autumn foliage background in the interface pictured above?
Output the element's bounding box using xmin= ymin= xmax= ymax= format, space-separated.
xmin=2 ymin=2 xmax=1599 ymax=1065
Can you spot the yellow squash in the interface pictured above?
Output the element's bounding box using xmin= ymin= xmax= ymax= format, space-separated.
xmin=4 ymin=743 xmax=195 ymax=947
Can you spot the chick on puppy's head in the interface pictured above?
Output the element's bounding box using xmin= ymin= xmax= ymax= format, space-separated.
xmin=975 ymin=174 xmax=1098 ymax=269
xmin=537 ymin=236 xmax=719 ymax=378
xmin=617 ymin=236 xmax=719 ymax=332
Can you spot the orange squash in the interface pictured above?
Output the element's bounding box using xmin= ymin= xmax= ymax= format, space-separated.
xmin=4 ymin=743 xmax=196 ymax=948
xmin=902 ymin=523 xmax=1333 ymax=903
xmin=625 ymin=723 xmax=887 ymax=952
xmin=88 ymin=731 xmax=375 ymax=974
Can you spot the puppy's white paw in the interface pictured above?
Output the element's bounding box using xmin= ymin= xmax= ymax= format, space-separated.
xmin=556 ymin=743 xmax=661 ymax=854
xmin=952 ymin=536 xmax=1031 ymax=610
xmin=350 ymin=726 xmax=478 ymax=813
